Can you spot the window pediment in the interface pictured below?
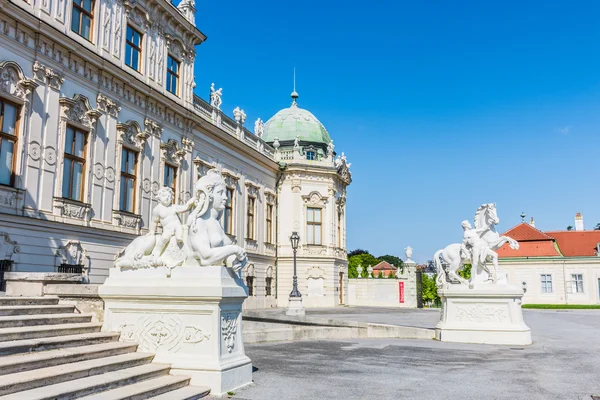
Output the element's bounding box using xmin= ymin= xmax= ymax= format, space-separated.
xmin=0 ymin=61 xmax=38 ymax=101
xmin=160 ymin=139 xmax=187 ymax=166
xmin=117 ymin=120 xmax=147 ymax=150
xmin=60 ymin=94 xmax=101 ymax=128
xmin=302 ymin=191 xmax=328 ymax=207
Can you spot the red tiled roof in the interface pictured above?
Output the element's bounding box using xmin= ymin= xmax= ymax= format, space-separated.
xmin=496 ymin=241 xmax=560 ymax=258
xmin=546 ymin=231 xmax=600 ymax=257
xmin=372 ymin=261 xmax=396 ymax=271
xmin=502 ymin=223 xmax=554 ymax=241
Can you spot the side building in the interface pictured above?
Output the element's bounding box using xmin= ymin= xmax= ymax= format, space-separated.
xmin=498 ymin=216 xmax=600 ymax=305
xmin=0 ymin=0 xmax=351 ymax=308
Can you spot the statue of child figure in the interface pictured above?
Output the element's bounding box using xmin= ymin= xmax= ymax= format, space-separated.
xmin=150 ymin=187 xmax=196 ymax=257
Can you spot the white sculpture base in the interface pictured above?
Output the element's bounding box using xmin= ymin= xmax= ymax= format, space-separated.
xmin=285 ymin=296 xmax=306 ymax=316
xmin=435 ymin=284 xmax=532 ymax=346
xmin=98 ymin=265 xmax=252 ymax=396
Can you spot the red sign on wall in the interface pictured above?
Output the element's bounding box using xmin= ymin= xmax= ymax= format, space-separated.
xmin=399 ymin=281 xmax=405 ymax=303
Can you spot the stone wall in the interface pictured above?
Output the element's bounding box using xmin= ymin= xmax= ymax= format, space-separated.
xmin=348 ymin=272 xmax=418 ymax=308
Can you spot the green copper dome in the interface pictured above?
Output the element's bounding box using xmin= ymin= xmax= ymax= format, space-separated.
xmin=262 ymin=93 xmax=331 ymax=145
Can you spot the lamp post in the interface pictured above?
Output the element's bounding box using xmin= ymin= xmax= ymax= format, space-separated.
xmin=286 ymin=231 xmax=305 ymax=316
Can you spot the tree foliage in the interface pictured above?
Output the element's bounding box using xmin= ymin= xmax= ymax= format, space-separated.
xmin=421 ymin=274 xmax=439 ymax=306
xmin=347 ymin=253 xmax=381 ymax=278
xmin=458 ymin=264 xmax=472 ymax=280
xmin=347 ymin=249 xmax=370 ymax=257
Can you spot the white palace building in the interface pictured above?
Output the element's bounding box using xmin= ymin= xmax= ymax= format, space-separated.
xmin=0 ymin=0 xmax=352 ymax=309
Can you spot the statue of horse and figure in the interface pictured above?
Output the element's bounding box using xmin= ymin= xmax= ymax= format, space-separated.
xmin=433 ymin=203 xmax=519 ymax=288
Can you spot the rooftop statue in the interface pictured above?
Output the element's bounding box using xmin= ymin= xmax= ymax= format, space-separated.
xmin=114 ymin=169 xmax=247 ymax=275
xmin=254 ymin=118 xmax=265 ymax=138
xmin=433 ymin=203 xmax=519 ymax=288
xmin=210 ymin=83 xmax=223 ymax=110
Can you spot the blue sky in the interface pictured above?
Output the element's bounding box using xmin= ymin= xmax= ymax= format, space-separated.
xmin=192 ymin=1 xmax=600 ymax=263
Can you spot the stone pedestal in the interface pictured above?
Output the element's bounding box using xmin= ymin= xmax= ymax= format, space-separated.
xmin=98 ymin=265 xmax=252 ymax=396
xmin=286 ymin=296 xmax=306 ymax=316
xmin=435 ymin=284 xmax=532 ymax=345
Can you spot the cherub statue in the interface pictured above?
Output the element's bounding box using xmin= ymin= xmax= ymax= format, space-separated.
xmin=185 ymin=169 xmax=247 ymax=274
xmin=150 ymin=187 xmax=196 ymax=257
xmin=294 ymin=136 xmax=300 ymax=150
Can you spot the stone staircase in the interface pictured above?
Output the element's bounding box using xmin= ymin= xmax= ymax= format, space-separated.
xmin=0 ymin=296 xmax=211 ymax=399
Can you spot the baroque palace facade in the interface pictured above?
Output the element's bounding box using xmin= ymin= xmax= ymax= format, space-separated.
xmin=0 ymin=0 xmax=351 ymax=308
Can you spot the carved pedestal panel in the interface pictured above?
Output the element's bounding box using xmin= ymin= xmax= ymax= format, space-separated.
xmin=99 ymin=265 xmax=252 ymax=396
xmin=435 ymin=285 xmax=532 ymax=345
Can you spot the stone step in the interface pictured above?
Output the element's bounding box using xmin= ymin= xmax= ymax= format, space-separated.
xmin=77 ymin=374 xmax=192 ymax=400
xmin=0 ymin=296 xmax=59 ymax=306
xmin=0 ymin=331 xmax=121 ymax=356
xmin=0 ymin=351 xmax=156 ymax=395
xmin=146 ymin=385 xmax=212 ymax=400
xmin=0 ymin=304 xmax=76 ymax=316
xmin=0 ymin=322 xmax=103 ymax=342
xmin=0 ymin=341 xmax=139 ymax=375
xmin=0 ymin=313 xmax=93 ymax=328
xmin=0 ymin=362 xmax=171 ymax=400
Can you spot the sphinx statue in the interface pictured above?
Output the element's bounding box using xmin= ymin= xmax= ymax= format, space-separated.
xmin=114 ymin=169 xmax=247 ymax=275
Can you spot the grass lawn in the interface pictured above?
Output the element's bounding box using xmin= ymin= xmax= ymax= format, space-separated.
xmin=522 ymin=304 xmax=600 ymax=309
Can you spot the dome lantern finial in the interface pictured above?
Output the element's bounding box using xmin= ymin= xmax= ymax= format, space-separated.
xmin=291 ymin=67 xmax=299 ymax=106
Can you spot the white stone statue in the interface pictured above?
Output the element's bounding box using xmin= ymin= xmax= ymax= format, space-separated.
xmin=210 ymin=83 xmax=223 ymax=110
xmin=404 ymin=246 xmax=413 ymax=263
xmin=433 ymin=203 xmax=519 ymax=288
xmin=254 ymin=118 xmax=265 ymax=138
xmin=294 ymin=135 xmax=300 ymax=150
xmin=327 ymin=140 xmax=334 ymax=157
xmin=233 ymin=107 xmax=246 ymax=125
xmin=184 ymin=169 xmax=247 ymax=274
xmin=115 ymin=187 xmax=195 ymax=269
xmin=356 ymin=265 xmax=363 ymax=278
xmin=151 ymin=187 xmax=196 ymax=257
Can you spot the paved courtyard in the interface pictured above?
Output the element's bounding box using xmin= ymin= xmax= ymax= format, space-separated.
xmin=231 ymin=308 xmax=600 ymax=400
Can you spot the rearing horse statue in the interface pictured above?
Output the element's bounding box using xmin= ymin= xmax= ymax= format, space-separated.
xmin=434 ymin=203 xmax=519 ymax=287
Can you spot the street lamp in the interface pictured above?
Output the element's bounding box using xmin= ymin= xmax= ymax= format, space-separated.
xmin=289 ymin=231 xmax=301 ymax=298
xmin=286 ymin=231 xmax=305 ymax=316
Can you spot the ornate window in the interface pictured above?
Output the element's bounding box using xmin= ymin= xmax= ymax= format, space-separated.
xmin=307 ymin=207 xmax=322 ymax=245
xmin=119 ymin=148 xmax=137 ymax=213
xmin=266 ymin=203 xmax=273 ymax=243
xmin=164 ymin=164 xmax=177 ymax=201
xmin=160 ymin=139 xmax=186 ymax=204
xmin=306 ymin=150 xmax=315 ymax=161
xmin=71 ymin=0 xmax=94 ymax=41
xmin=166 ymin=55 xmax=180 ymax=95
xmin=62 ymin=126 xmax=87 ymax=202
xmin=246 ymin=195 xmax=255 ymax=240
xmin=265 ymin=266 xmax=273 ymax=296
xmin=224 ymin=187 xmax=234 ymax=235
xmin=0 ymin=99 xmax=20 ymax=186
xmin=540 ymin=274 xmax=552 ymax=293
xmin=125 ymin=25 xmax=142 ymax=72
xmin=245 ymin=264 xmax=256 ymax=296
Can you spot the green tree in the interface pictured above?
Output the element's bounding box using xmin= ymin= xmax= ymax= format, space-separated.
xmin=458 ymin=264 xmax=472 ymax=280
xmin=348 ymin=249 xmax=370 ymax=257
xmin=348 ymin=253 xmax=381 ymax=278
xmin=421 ymin=273 xmax=439 ymax=306
xmin=377 ymin=271 xmax=384 ymax=278
xmin=388 ymin=270 xmax=397 ymax=279
xmin=378 ymin=254 xmax=404 ymax=272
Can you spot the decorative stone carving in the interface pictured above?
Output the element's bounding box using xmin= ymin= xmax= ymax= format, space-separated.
xmin=193 ymin=156 xmax=215 ymax=177
xmin=105 ymin=167 xmax=115 ymax=182
xmin=55 ymin=240 xmax=89 ymax=275
xmin=0 ymin=232 xmax=20 ymax=260
xmin=142 ymin=178 xmax=151 ymax=193
xmin=118 ymin=315 xmax=210 ymax=353
xmin=97 ymin=93 xmax=121 ymax=117
xmin=144 ymin=117 xmax=163 ymax=138
xmin=455 ymin=303 xmax=508 ymax=323
xmin=404 ymin=246 xmax=414 ymax=263
xmin=336 ymin=194 xmax=346 ymax=214
xmin=60 ymin=94 xmax=102 ymax=128
xmin=221 ymin=170 xmax=239 ymax=188
xmin=151 ymin=181 xmax=160 ymax=196
xmin=53 ymin=198 xmax=91 ymax=220
xmin=335 ymin=152 xmax=352 ymax=184
xmin=28 ymin=141 xmax=42 ymax=161
xmin=93 ymin=163 xmax=104 ymax=180
xmin=160 ymin=139 xmax=187 ymax=167
xmin=302 ymin=191 xmax=327 ymax=207
xmin=221 ymin=313 xmax=237 ymax=353
xmin=327 ymin=140 xmax=334 ymax=158
xmin=44 ymin=146 xmax=57 ymax=165
xmin=177 ymin=0 xmax=196 ymax=24
xmin=233 ymin=107 xmax=246 ymax=125
xmin=245 ymin=181 xmax=260 ymax=198
xmin=209 ymin=83 xmax=222 ymax=110
xmin=32 ymin=60 xmax=63 ymax=90
xmin=254 ymin=118 xmax=264 ymax=138
xmin=112 ymin=210 xmax=142 ymax=230
xmin=113 ymin=1 xmax=123 ymax=57
xmin=117 ymin=120 xmax=148 ymax=150
xmin=307 ymin=266 xmax=325 ymax=279
xmin=0 ymin=61 xmax=36 ymax=100
xmin=433 ymin=204 xmax=519 ymax=288
xmin=264 ymin=190 xmax=276 ymax=205
xmin=168 ymin=39 xmax=184 ymax=60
